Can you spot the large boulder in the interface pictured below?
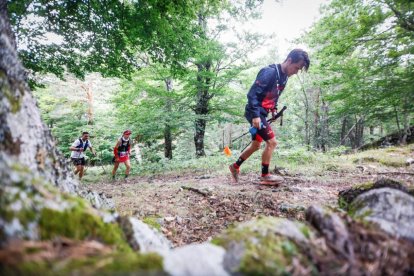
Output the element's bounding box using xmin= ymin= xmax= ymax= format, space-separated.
xmin=214 ymin=208 xmax=414 ymax=276
xmin=118 ymin=216 xmax=172 ymax=254
xmin=338 ymin=178 xmax=411 ymax=210
xmin=350 ymin=187 xmax=414 ymax=241
xmin=213 ymin=217 xmax=322 ymax=275
xmin=162 ymin=243 xmax=228 ymax=276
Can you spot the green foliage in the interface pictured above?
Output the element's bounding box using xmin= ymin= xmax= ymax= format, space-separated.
xmin=8 ymin=0 xmax=222 ymax=84
xmin=303 ymin=0 xmax=414 ymax=147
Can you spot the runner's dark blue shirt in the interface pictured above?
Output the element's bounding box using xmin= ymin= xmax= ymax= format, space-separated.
xmin=245 ymin=64 xmax=288 ymax=120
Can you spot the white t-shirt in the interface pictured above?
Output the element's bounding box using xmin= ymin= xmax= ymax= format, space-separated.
xmin=70 ymin=138 xmax=92 ymax=159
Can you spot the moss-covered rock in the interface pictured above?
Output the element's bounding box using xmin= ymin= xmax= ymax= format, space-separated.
xmin=338 ymin=178 xmax=410 ymax=210
xmin=0 ymin=250 xmax=164 ymax=276
xmin=38 ymin=207 xmax=131 ymax=252
xmin=213 ymin=217 xmax=317 ymax=275
xmin=0 ymin=161 xmax=166 ymax=274
xmin=349 ymin=187 xmax=414 ymax=241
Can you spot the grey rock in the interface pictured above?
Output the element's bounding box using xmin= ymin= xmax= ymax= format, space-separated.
xmin=118 ymin=217 xmax=172 ymax=254
xmin=279 ymin=203 xmax=306 ymax=213
xmin=306 ymin=206 xmax=355 ymax=262
xmin=162 ymin=243 xmax=228 ymax=276
xmin=222 ymin=241 xmax=245 ymax=273
xmin=78 ymin=189 xmax=115 ymax=210
xmin=352 ymin=188 xmax=414 ymax=241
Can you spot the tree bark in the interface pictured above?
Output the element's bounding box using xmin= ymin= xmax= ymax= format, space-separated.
xmin=340 ymin=117 xmax=348 ymax=146
xmin=81 ymin=83 xmax=94 ymax=125
xmin=0 ymin=1 xmax=77 ymax=193
xmin=193 ymin=13 xmax=211 ymax=157
xmin=298 ymin=76 xmax=310 ymax=150
xmin=164 ymin=78 xmax=173 ymax=159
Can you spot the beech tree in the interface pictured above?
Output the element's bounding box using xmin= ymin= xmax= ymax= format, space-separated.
xmin=304 ymin=0 xmax=414 ymax=147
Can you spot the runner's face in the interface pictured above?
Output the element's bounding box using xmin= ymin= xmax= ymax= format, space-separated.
xmin=123 ymin=134 xmax=131 ymax=139
xmin=82 ymin=134 xmax=89 ymax=140
xmin=286 ymin=59 xmax=305 ymax=77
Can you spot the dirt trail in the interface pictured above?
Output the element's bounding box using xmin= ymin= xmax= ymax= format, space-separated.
xmin=86 ymin=166 xmax=413 ymax=247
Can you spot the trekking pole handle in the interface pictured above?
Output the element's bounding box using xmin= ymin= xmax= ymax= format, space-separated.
xmin=269 ymin=106 xmax=287 ymax=122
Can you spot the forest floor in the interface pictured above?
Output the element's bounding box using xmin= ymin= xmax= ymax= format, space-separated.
xmin=85 ymin=145 xmax=414 ymax=247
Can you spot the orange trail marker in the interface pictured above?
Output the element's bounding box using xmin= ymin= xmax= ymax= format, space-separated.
xmin=223 ymin=146 xmax=232 ymax=157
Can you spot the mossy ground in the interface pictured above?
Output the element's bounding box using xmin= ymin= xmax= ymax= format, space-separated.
xmin=142 ymin=215 xmax=162 ymax=231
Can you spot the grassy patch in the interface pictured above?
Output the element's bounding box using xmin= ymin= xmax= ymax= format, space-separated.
xmin=142 ymin=215 xmax=162 ymax=231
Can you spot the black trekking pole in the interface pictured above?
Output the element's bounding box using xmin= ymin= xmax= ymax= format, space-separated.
xmin=239 ymin=106 xmax=287 ymax=153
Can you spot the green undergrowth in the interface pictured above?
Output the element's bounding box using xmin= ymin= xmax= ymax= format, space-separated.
xmin=83 ymin=144 xmax=413 ymax=183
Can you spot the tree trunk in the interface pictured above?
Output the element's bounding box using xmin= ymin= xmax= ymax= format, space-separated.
xmin=81 ymin=83 xmax=94 ymax=125
xmin=320 ymin=99 xmax=329 ymax=152
xmin=400 ymin=96 xmax=411 ymax=145
xmin=313 ymin=88 xmax=320 ymax=150
xmin=340 ymin=117 xmax=348 ymax=146
xmin=394 ymin=105 xmax=402 ymax=141
xmin=0 ymin=2 xmax=77 ymax=193
xmin=298 ymin=77 xmax=310 ymax=150
xmin=164 ymin=78 xmax=173 ymax=159
xmin=193 ymin=13 xmax=211 ymax=157
xmin=355 ymin=117 xmax=364 ymax=148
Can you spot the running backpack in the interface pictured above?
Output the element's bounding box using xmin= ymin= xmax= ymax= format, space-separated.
xmin=76 ymin=138 xmax=89 ymax=151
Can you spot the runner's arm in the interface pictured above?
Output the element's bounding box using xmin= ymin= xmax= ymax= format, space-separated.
xmin=89 ymin=146 xmax=96 ymax=156
xmin=70 ymin=141 xmax=82 ymax=152
xmin=113 ymin=140 xmax=121 ymax=158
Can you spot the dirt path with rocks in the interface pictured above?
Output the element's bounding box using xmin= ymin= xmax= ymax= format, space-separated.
xmin=86 ymin=164 xmax=414 ymax=247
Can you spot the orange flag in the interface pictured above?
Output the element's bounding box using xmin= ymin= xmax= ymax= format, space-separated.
xmin=223 ymin=146 xmax=232 ymax=157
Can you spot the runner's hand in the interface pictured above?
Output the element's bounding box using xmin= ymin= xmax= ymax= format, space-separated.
xmin=252 ymin=117 xmax=261 ymax=129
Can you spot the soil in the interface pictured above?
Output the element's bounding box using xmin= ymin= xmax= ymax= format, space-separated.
xmin=87 ymin=165 xmax=414 ymax=247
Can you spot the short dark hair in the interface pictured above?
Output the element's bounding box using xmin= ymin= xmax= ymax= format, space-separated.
xmin=285 ymin=49 xmax=310 ymax=71
xmin=82 ymin=132 xmax=89 ymax=135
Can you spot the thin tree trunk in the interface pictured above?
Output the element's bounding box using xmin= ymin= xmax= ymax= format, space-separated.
xmin=394 ymin=105 xmax=402 ymax=142
xmin=355 ymin=117 xmax=364 ymax=148
xmin=313 ymin=88 xmax=321 ymax=150
xmin=298 ymin=75 xmax=310 ymax=150
xmin=81 ymin=83 xmax=94 ymax=125
xmin=340 ymin=117 xmax=348 ymax=146
xmin=340 ymin=117 xmax=364 ymax=148
xmin=400 ymin=96 xmax=410 ymax=145
xmin=164 ymin=78 xmax=173 ymax=159
xmin=320 ymin=98 xmax=329 ymax=151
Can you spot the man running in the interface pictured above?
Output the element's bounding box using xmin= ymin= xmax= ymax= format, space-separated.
xmin=70 ymin=131 xmax=96 ymax=180
xmin=229 ymin=49 xmax=310 ymax=185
